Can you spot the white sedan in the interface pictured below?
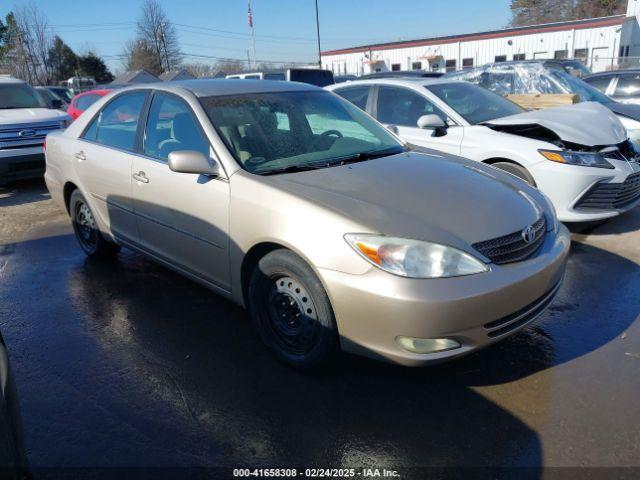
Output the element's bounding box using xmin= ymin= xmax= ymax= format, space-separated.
xmin=327 ymin=79 xmax=640 ymax=222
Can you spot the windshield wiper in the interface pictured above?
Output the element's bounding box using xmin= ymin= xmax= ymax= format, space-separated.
xmin=323 ymin=147 xmax=404 ymax=167
xmin=258 ymin=164 xmax=325 ymax=176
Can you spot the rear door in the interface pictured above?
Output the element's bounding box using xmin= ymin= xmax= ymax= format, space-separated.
xmin=74 ymin=90 xmax=148 ymax=243
xmin=132 ymin=91 xmax=231 ymax=291
xmin=373 ymin=85 xmax=463 ymax=155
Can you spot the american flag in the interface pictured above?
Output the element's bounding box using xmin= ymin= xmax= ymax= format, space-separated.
xmin=248 ymin=3 xmax=253 ymax=28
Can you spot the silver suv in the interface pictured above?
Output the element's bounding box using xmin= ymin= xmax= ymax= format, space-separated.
xmin=0 ymin=77 xmax=71 ymax=185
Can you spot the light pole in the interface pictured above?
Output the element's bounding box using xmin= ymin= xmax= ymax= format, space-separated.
xmin=315 ymin=0 xmax=322 ymax=68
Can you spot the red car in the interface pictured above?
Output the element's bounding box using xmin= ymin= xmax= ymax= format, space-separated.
xmin=67 ymin=89 xmax=111 ymax=120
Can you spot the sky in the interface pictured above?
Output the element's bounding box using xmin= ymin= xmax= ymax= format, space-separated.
xmin=1 ymin=0 xmax=512 ymax=73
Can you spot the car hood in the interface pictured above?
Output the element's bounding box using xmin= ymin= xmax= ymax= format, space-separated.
xmin=0 ymin=108 xmax=69 ymax=124
xmin=263 ymin=151 xmax=545 ymax=252
xmin=484 ymin=101 xmax=626 ymax=146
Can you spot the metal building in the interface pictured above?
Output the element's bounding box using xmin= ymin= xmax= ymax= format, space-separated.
xmin=321 ymin=0 xmax=640 ymax=75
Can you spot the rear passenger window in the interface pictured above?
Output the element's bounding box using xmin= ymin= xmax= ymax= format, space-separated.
xmin=75 ymin=94 xmax=100 ymax=111
xmin=143 ymin=92 xmax=210 ymax=161
xmin=334 ymin=86 xmax=370 ymax=111
xmin=82 ymin=92 xmax=147 ymax=151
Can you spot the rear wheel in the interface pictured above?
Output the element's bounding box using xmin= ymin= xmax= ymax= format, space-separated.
xmin=491 ymin=161 xmax=536 ymax=186
xmin=69 ymin=189 xmax=120 ymax=259
xmin=248 ymin=249 xmax=338 ymax=369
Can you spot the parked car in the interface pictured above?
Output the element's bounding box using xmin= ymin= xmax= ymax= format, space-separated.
xmin=328 ymin=78 xmax=640 ymax=222
xmin=334 ymin=74 xmax=358 ymax=83
xmin=0 ymin=77 xmax=71 ymax=185
xmin=225 ymin=68 xmax=335 ymax=87
xmin=583 ymin=69 xmax=640 ymax=105
xmin=67 ymin=89 xmax=110 ymax=120
xmin=44 ymin=85 xmax=74 ymax=105
xmin=0 ymin=329 xmax=27 ymax=479
xmin=45 ymin=80 xmax=569 ymax=368
xmin=35 ymin=86 xmax=67 ymax=110
xmin=359 ymin=71 xmax=444 ymax=80
xmin=446 ymin=61 xmax=640 ymax=144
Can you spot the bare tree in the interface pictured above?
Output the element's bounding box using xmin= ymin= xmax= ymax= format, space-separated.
xmin=136 ymin=0 xmax=181 ymax=73
xmin=213 ymin=59 xmax=246 ymax=75
xmin=183 ymin=63 xmax=218 ymax=78
xmin=3 ymin=3 xmax=53 ymax=84
xmin=122 ymin=38 xmax=162 ymax=74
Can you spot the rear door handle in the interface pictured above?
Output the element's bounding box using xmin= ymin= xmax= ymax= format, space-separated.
xmin=132 ymin=171 xmax=149 ymax=183
xmin=74 ymin=151 xmax=86 ymax=161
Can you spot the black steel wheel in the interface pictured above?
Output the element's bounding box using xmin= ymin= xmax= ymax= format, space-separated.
xmin=248 ymin=249 xmax=338 ymax=369
xmin=69 ymin=189 xmax=120 ymax=259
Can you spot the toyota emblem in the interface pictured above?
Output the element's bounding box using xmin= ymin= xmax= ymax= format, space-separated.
xmin=521 ymin=225 xmax=536 ymax=244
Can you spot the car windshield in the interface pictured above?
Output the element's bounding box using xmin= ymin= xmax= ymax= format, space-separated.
xmin=201 ymin=90 xmax=405 ymax=175
xmin=426 ymin=82 xmax=524 ymax=124
xmin=0 ymin=83 xmax=48 ymax=109
xmin=545 ymin=68 xmax=613 ymax=104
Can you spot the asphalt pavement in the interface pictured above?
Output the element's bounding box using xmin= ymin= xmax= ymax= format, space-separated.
xmin=0 ymin=179 xmax=639 ymax=479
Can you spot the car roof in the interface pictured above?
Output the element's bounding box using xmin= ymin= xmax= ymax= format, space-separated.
xmin=115 ymin=78 xmax=319 ymax=97
xmin=330 ymin=77 xmax=464 ymax=88
xmin=0 ymin=77 xmax=25 ymax=85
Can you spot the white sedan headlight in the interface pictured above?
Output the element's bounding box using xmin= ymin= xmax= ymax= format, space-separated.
xmin=345 ymin=234 xmax=488 ymax=278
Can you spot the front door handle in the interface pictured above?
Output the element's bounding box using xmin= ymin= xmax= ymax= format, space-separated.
xmin=74 ymin=151 xmax=86 ymax=161
xmin=132 ymin=171 xmax=149 ymax=184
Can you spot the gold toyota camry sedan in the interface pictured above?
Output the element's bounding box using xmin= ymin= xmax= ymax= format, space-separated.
xmin=44 ymin=79 xmax=570 ymax=368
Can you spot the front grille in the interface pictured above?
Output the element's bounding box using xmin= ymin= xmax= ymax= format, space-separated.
xmin=472 ymin=216 xmax=546 ymax=265
xmin=575 ymin=172 xmax=640 ymax=210
xmin=0 ymin=122 xmax=62 ymax=150
xmin=484 ymin=280 xmax=562 ymax=338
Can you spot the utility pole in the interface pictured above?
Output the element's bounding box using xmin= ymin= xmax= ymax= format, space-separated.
xmin=315 ymin=0 xmax=322 ymax=68
xmin=248 ymin=0 xmax=256 ymax=69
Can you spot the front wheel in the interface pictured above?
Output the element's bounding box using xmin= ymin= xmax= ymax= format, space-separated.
xmin=69 ymin=189 xmax=120 ymax=259
xmin=248 ymin=249 xmax=338 ymax=369
xmin=491 ymin=161 xmax=536 ymax=186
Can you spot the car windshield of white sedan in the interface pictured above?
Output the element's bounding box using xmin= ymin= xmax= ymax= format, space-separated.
xmin=201 ymin=91 xmax=405 ymax=174
xmin=426 ymin=83 xmax=524 ymax=124
xmin=0 ymin=83 xmax=48 ymax=109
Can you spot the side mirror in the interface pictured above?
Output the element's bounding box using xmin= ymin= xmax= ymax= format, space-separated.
xmin=168 ymin=150 xmax=220 ymax=176
xmin=51 ymin=99 xmax=64 ymax=109
xmin=417 ymin=114 xmax=446 ymax=129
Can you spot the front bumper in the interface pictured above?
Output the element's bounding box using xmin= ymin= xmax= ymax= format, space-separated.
xmin=533 ymin=158 xmax=640 ymax=222
xmin=318 ymin=225 xmax=570 ymax=366
xmin=0 ymin=146 xmax=45 ymax=184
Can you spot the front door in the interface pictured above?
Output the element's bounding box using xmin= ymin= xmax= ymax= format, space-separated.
xmin=132 ymin=91 xmax=231 ymax=291
xmin=74 ymin=91 xmax=149 ymax=243
xmin=374 ymin=85 xmax=463 ymax=155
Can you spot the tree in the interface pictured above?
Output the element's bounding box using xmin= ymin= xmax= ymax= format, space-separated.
xmin=573 ymin=0 xmax=625 ymax=18
xmin=48 ymin=36 xmax=78 ymax=83
xmin=213 ymin=59 xmax=246 ymax=75
xmin=123 ymin=38 xmax=162 ymax=74
xmin=135 ymin=0 xmax=181 ymax=72
xmin=509 ymin=0 xmax=626 ymax=26
xmin=78 ymin=51 xmax=114 ymax=83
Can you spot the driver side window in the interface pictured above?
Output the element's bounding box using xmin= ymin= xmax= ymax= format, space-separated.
xmin=143 ymin=92 xmax=210 ymax=161
xmin=376 ymin=86 xmax=448 ymax=128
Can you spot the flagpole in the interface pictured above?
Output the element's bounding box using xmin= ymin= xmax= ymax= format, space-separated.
xmin=315 ymin=0 xmax=322 ymax=68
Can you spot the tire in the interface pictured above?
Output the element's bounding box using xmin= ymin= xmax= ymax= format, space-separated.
xmin=248 ymin=249 xmax=338 ymax=369
xmin=491 ymin=161 xmax=536 ymax=186
xmin=69 ymin=189 xmax=121 ymax=259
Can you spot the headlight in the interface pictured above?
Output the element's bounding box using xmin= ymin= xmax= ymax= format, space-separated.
xmin=58 ymin=119 xmax=70 ymax=129
xmin=344 ymin=234 xmax=488 ymax=278
xmin=539 ymin=149 xmax=613 ymax=169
